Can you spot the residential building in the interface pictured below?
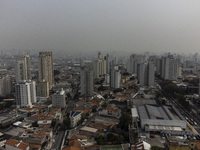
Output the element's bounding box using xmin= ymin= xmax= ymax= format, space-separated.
xmin=127 ymin=54 xmax=145 ymax=74
xmin=99 ymin=107 xmax=121 ymax=118
xmin=29 ymin=81 xmax=36 ymax=103
xmin=15 ymin=55 xmax=31 ymax=83
xmin=93 ymin=52 xmax=107 ymax=78
xmin=80 ymin=66 xmax=94 ymax=96
xmin=5 ymin=139 xmax=30 ymax=150
xmin=52 ymin=88 xmax=66 ymax=108
xmin=38 ymin=51 xmax=54 ymax=89
xmin=105 ymin=53 xmax=110 ymax=74
xmin=137 ymin=62 xmax=155 ymax=87
xmin=0 ymin=75 xmax=12 ymax=96
xmin=15 ymin=81 xmax=36 ymax=108
xmin=161 ymin=56 xmax=179 ymax=80
xmin=70 ymin=111 xmax=82 ymax=128
xmin=36 ymin=80 xmax=49 ymax=97
xmin=165 ymin=135 xmax=197 ymax=150
xmin=110 ymin=66 xmax=121 ymax=89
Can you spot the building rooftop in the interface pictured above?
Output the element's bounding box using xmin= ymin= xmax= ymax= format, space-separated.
xmin=138 ymin=104 xmax=184 ymax=120
xmin=71 ymin=111 xmax=82 ymax=118
xmin=80 ymin=126 xmax=98 ymax=133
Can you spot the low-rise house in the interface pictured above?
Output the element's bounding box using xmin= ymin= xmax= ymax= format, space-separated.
xmin=5 ymin=139 xmax=29 ymax=150
xmin=37 ymin=119 xmax=52 ymax=126
xmin=88 ymin=122 xmax=108 ymax=131
xmin=79 ymin=126 xmax=99 ymax=137
xmin=99 ymin=107 xmax=121 ymax=118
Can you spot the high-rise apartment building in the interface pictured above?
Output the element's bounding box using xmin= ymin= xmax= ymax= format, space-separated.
xmin=15 ymin=81 xmax=36 ymax=108
xmin=137 ymin=62 xmax=155 ymax=87
xmin=93 ymin=52 xmax=107 ymax=78
xmin=161 ymin=56 xmax=178 ymax=80
xmin=38 ymin=52 xmax=54 ymax=89
xmin=36 ymin=80 xmax=49 ymax=97
xmin=80 ymin=66 xmax=94 ymax=96
xmin=15 ymin=55 xmax=31 ymax=83
xmin=29 ymin=81 xmax=36 ymax=103
xmin=0 ymin=75 xmax=12 ymax=96
xmin=127 ymin=54 xmax=145 ymax=74
xmin=52 ymin=88 xmax=66 ymax=108
xmin=105 ymin=54 xmax=110 ymax=74
xmin=110 ymin=66 xmax=121 ymax=89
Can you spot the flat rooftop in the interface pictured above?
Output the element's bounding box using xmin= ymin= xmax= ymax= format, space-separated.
xmin=80 ymin=126 xmax=98 ymax=133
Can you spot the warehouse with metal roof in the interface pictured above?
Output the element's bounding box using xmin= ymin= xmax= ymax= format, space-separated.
xmin=137 ymin=104 xmax=186 ymax=134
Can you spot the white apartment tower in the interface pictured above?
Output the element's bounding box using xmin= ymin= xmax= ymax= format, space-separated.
xmin=161 ymin=56 xmax=178 ymax=80
xmin=80 ymin=66 xmax=94 ymax=96
xmin=137 ymin=62 xmax=155 ymax=87
xmin=15 ymin=55 xmax=31 ymax=83
xmin=52 ymin=88 xmax=66 ymax=108
xmin=38 ymin=52 xmax=54 ymax=89
xmin=110 ymin=66 xmax=121 ymax=89
xmin=15 ymin=81 xmax=36 ymax=108
xmin=93 ymin=52 xmax=107 ymax=78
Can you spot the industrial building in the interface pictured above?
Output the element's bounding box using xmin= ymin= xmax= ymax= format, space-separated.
xmin=136 ymin=104 xmax=187 ymax=135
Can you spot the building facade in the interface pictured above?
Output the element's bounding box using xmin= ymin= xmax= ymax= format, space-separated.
xmin=161 ymin=56 xmax=179 ymax=81
xmin=36 ymin=80 xmax=49 ymax=97
xmin=137 ymin=62 xmax=155 ymax=87
xmin=52 ymin=89 xmax=66 ymax=108
xmin=15 ymin=55 xmax=31 ymax=83
xmin=110 ymin=66 xmax=121 ymax=89
xmin=127 ymin=54 xmax=145 ymax=75
xmin=70 ymin=111 xmax=82 ymax=128
xmin=15 ymin=81 xmax=35 ymax=108
xmin=38 ymin=52 xmax=54 ymax=89
xmin=80 ymin=66 xmax=94 ymax=96
xmin=0 ymin=75 xmax=12 ymax=96
xmin=93 ymin=52 xmax=107 ymax=78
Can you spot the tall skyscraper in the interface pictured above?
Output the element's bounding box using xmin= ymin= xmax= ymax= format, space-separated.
xmin=80 ymin=66 xmax=94 ymax=96
xmin=137 ymin=62 xmax=155 ymax=87
xmin=15 ymin=81 xmax=36 ymax=108
xmin=15 ymin=55 xmax=31 ymax=83
xmin=38 ymin=52 xmax=54 ymax=89
xmin=110 ymin=66 xmax=121 ymax=89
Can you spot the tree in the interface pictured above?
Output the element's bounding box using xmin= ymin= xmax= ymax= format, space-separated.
xmin=107 ymin=133 xmax=124 ymax=144
xmin=67 ymin=93 xmax=72 ymax=100
xmin=51 ymin=119 xmax=57 ymax=128
xmin=63 ymin=117 xmax=71 ymax=129
xmin=101 ymin=102 xmax=107 ymax=108
xmin=95 ymin=134 xmax=106 ymax=145
xmin=151 ymin=146 xmax=165 ymax=150
xmin=118 ymin=113 xmax=132 ymax=131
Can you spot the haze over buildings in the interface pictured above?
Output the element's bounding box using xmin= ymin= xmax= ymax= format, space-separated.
xmin=1 ymin=1 xmax=200 ymax=55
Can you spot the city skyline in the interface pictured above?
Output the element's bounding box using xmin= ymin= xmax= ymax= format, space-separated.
xmin=1 ymin=0 xmax=200 ymax=54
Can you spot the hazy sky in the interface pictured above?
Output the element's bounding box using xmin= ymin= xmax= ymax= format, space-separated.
xmin=1 ymin=0 xmax=200 ymax=54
